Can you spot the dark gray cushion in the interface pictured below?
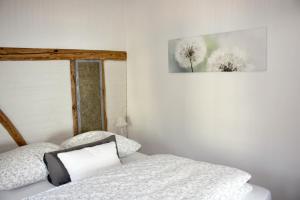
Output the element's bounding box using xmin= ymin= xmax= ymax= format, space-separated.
xmin=43 ymin=135 xmax=118 ymax=186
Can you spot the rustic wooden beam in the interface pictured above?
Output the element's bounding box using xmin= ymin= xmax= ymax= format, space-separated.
xmin=70 ymin=60 xmax=79 ymax=135
xmin=0 ymin=109 xmax=27 ymax=146
xmin=0 ymin=47 xmax=127 ymax=61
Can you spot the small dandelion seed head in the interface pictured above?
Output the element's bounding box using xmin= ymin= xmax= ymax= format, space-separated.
xmin=207 ymin=47 xmax=247 ymax=72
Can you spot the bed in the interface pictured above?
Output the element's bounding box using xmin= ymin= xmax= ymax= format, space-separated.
xmin=0 ymin=152 xmax=271 ymax=200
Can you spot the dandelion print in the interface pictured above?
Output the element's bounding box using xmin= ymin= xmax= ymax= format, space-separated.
xmin=168 ymin=27 xmax=267 ymax=72
xmin=175 ymin=37 xmax=207 ymax=72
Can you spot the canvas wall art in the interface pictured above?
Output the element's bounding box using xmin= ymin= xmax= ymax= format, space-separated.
xmin=168 ymin=27 xmax=267 ymax=73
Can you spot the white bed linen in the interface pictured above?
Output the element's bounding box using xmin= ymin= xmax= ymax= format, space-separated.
xmin=0 ymin=152 xmax=271 ymax=200
xmin=24 ymin=154 xmax=251 ymax=200
xmin=0 ymin=180 xmax=54 ymax=200
xmin=123 ymin=153 xmax=272 ymax=200
xmin=0 ymin=153 xmax=145 ymax=200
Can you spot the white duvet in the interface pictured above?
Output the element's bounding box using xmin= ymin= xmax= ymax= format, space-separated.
xmin=24 ymin=154 xmax=251 ymax=200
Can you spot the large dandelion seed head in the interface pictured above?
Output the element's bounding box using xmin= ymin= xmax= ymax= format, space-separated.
xmin=207 ymin=47 xmax=247 ymax=72
xmin=175 ymin=37 xmax=207 ymax=69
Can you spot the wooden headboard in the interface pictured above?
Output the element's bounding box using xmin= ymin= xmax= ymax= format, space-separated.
xmin=0 ymin=47 xmax=127 ymax=146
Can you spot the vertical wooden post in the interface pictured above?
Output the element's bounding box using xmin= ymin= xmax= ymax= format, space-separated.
xmin=70 ymin=60 xmax=79 ymax=135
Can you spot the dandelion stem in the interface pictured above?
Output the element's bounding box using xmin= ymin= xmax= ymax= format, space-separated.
xmin=189 ymin=58 xmax=194 ymax=72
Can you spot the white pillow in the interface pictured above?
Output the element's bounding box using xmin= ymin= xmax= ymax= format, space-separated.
xmin=58 ymin=141 xmax=121 ymax=182
xmin=0 ymin=143 xmax=60 ymax=190
xmin=60 ymin=131 xmax=141 ymax=158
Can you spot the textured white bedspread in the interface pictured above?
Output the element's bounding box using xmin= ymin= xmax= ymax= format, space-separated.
xmin=24 ymin=154 xmax=251 ymax=200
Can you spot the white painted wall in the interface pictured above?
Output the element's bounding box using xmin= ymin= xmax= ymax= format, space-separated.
xmin=0 ymin=0 xmax=126 ymax=50
xmin=0 ymin=61 xmax=73 ymax=151
xmin=0 ymin=0 xmax=127 ymax=152
xmin=105 ymin=61 xmax=127 ymax=133
xmin=126 ymin=1 xmax=300 ymax=200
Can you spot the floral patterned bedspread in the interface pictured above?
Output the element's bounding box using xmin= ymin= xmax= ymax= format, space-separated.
xmin=24 ymin=154 xmax=251 ymax=200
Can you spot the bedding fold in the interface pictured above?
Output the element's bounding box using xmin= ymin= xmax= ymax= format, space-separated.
xmin=24 ymin=154 xmax=251 ymax=200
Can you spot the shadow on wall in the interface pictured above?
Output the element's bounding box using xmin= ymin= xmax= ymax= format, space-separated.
xmin=0 ymin=143 xmax=18 ymax=153
xmin=42 ymin=131 xmax=73 ymax=145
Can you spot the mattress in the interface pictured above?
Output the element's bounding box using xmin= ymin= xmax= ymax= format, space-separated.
xmin=244 ymin=185 xmax=272 ymax=200
xmin=0 ymin=152 xmax=271 ymax=200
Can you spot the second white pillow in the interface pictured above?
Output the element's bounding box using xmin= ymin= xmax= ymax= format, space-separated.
xmin=57 ymin=142 xmax=121 ymax=182
xmin=60 ymin=131 xmax=141 ymax=158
